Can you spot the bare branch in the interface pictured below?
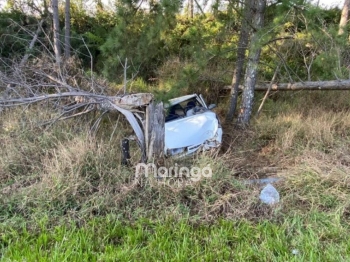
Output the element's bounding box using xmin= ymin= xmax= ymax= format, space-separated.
xmin=20 ymin=19 xmax=45 ymax=67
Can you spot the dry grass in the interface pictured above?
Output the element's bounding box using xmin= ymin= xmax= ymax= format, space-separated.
xmin=279 ymin=147 xmax=350 ymax=215
xmin=1 ymin=91 xmax=350 ymax=229
xmin=254 ymin=109 xmax=350 ymax=152
xmin=215 ymin=91 xmax=350 ymax=222
xmin=0 ymin=105 xmax=270 ymax=226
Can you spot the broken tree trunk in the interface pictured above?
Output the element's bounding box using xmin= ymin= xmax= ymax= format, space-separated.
xmin=145 ymin=102 xmax=165 ymax=164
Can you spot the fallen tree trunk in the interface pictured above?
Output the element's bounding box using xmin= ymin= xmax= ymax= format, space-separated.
xmin=255 ymin=79 xmax=350 ymax=91
xmin=1 ymin=92 xmax=153 ymax=111
xmin=223 ymin=79 xmax=350 ymax=91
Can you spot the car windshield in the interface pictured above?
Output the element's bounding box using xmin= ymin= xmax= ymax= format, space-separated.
xmin=165 ymin=98 xmax=202 ymax=122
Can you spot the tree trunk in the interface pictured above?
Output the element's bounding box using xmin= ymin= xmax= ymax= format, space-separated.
xmin=238 ymin=0 xmax=266 ymax=126
xmin=64 ymin=0 xmax=71 ymax=59
xmin=190 ymin=0 xmax=194 ymax=19
xmin=226 ymin=0 xmax=252 ymax=121
xmin=145 ymin=102 xmax=165 ymax=164
xmin=339 ymin=0 xmax=350 ymax=35
xmin=52 ymin=0 xmax=61 ymax=64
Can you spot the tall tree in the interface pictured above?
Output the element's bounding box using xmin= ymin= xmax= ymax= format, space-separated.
xmin=237 ymin=0 xmax=266 ymax=125
xmin=190 ymin=0 xmax=194 ymax=18
xmin=64 ymin=0 xmax=71 ymax=59
xmin=226 ymin=0 xmax=252 ymax=121
xmin=339 ymin=0 xmax=350 ymax=35
xmin=52 ymin=0 xmax=61 ymax=64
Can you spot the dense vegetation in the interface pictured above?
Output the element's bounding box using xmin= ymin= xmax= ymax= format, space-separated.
xmin=1 ymin=0 xmax=350 ymax=260
xmin=1 ymin=0 xmax=349 ymax=99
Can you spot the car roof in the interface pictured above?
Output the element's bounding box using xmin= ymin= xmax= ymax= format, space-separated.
xmin=165 ymin=94 xmax=198 ymax=108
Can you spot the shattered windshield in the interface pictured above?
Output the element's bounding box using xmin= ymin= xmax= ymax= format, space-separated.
xmin=165 ymin=98 xmax=204 ymax=122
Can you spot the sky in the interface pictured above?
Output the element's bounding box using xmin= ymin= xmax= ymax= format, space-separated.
xmin=314 ymin=0 xmax=343 ymax=8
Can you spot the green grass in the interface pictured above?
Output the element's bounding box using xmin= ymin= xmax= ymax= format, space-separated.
xmin=1 ymin=214 xmax=350 ymax=261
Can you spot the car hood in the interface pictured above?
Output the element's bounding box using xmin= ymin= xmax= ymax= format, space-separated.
xmin=165 ymin=111 xmax=220 ymax=150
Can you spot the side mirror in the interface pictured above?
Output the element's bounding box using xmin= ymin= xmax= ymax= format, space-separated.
xmin=208 ymin=104 xmax=216 ymax=110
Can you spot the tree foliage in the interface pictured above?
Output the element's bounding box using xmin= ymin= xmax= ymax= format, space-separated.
xmin=100 ymin=0 xmax=183 ymax=81
xmin=0 ymin=10 xmax=38 ymax=61
xmin=0 ymin=0 xmax=349 ymax=107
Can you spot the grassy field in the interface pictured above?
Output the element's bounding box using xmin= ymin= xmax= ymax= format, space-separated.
xmin=2 ymin=215 xmax=350 ymax=261
xmin=1 ymin=91 xmax=350 ymax=261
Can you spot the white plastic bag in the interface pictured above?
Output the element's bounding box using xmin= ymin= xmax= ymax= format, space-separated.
xmin=259 ymin=183 xmax=280 ymax=205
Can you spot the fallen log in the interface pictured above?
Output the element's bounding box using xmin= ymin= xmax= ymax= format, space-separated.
xmin=223 ymin=79 xmax=350 ymax=91
xmin=256 ymin=79 xmax=350 ymax=91
xmin=1 ymin=92 xmax=153 ymax=111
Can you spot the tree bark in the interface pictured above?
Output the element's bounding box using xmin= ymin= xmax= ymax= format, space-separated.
xmin=145 ymin=102 xmax=165 ymax=164
xmin=339 ymin=0 xmax=350 ymax=35
xmin=226 ymin=0 xmax=252 ymax=121
xmin=64 ymin=0 xmax=71 ymax=59
xmin=52 ymin=0 xmax=61 ymax=64
xmin=190 ymin=0 xmax=194 ymax=19
xmin=237 ymin=0 xmax=266 ymax=125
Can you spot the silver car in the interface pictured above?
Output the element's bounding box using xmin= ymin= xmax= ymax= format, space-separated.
xmin=164 ymin=94 xmax=223 ymax=157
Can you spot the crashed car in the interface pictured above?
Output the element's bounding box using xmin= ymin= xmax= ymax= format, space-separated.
xmin=164 ymin=94 xmax=223 ymax=157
